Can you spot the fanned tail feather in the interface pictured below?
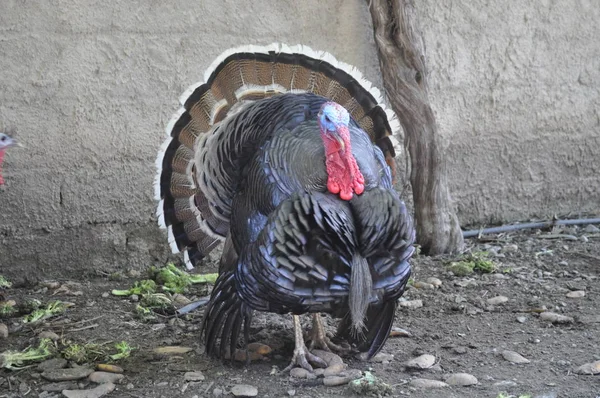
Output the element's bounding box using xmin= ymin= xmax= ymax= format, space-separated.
xmin=201 ymin=271 xmax=252 ymax=360
xmin=336 ymin=300 xmax=398 ymax=359
xmin=155 ymin=43 xmax=402 ymax=268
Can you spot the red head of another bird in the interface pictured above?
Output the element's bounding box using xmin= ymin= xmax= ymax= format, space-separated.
xmin=0 ymin=130 xmax=21 ymax=186
xmin=318 ymin=102 xmax=365 ymax=201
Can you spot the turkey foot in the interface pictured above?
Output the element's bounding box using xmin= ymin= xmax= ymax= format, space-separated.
xmin=283 ymin=315 xmax=328 ymax=373
xmin=309 ymin=313 xmax=349 ymax=353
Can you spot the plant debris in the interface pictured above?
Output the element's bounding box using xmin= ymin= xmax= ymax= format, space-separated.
xmin=0 ymin=275 xmax=12 ymax=288
xmin=1 ymin=338 xmax=56 ymax=370
xmin=348 ymin=371 xmax=392 ymax=395
xmin=149 ymin=263 xmax=218 ymax=293
xmin=111 ymin=279 xmax=157 ymax=297
xmin=23 ymin=300 xmax=70 ymax=323
xmin=448 ymin=251 xmax=497 ymax=276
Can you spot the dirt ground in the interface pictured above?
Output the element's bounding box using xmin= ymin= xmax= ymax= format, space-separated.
xmin=1 ymin=225 xmax=599 ymax=398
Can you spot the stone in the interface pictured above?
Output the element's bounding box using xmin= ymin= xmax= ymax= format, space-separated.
xmin=231 ymin=384 xmax=258 ymax=397
xmin=62 ymin=382 xmax=115 ymax=398
xmin=575 ymin=360 xmax=600 ymax=375
xmin=566 ymin=290 xmax=585 ymax=298
xmin=487 ymin=296 xmax=509 ymax=305
xmin=444 ymin=373 xmax=478 ymax=386
xmin=398 ymin=299 xmax=423 ymax=309
xmin=39 ymin=331 xmax=60 ymax=341
xmin=539 ymin=312 xmax=574 ymax=324
xmin=41 ymin=367 xmax=93 ymax=382
xmin=290 ymin=367 xmax=310 ymax=379
xmin=41 ymin=381 xmax=79 ymax=392
xmin=409 ymin=378 xmax=448 ymax=388
xmin=38 ymin=358 xmax=68 ymax=372
xmin=370 ymin=352 xmax=394 ymax=363
xmin=426 ymin=277 xmax=443 ymax=287
xmin=183 ymin=371 xmax=205 ymax=382
xmin=88 ymin=371 xmax=125 ymax=384
xmin=502 ymin=350 xmax=530 ymax=364
xmin=405 ymin=354 xmax=436 ymax=369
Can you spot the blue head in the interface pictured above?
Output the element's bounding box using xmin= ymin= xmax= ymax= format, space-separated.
xmin=318 ymin=102 xmax=350 ymax=132
xmin=0 ymin=131 xmax=20 ymax=151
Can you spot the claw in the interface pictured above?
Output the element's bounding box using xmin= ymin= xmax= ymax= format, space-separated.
xmin=283 ymin=314 xmax=328 ymax=374
xmin=309 ymin=314 xmax=350 ymax=354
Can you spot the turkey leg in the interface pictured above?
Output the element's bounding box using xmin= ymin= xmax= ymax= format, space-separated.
xmin=283 ymin=315 xmax=328 ymax=372
xmin=309 ymin=313 xmax=348 ymax=353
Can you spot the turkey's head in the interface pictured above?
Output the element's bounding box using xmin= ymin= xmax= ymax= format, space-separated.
xmin=0 ymin=131 xmax=20 ymax=151
xmin=0 ymin=130 xmax=22 ymax=187
xmin=318 ymin=102 xmax=365 ymax=201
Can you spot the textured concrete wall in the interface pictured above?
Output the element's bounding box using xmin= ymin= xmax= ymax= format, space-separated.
xmin=0 ymin=1 xmax=598 ymax=279
xmin=415 ymin=0 xmax=600 ymax=224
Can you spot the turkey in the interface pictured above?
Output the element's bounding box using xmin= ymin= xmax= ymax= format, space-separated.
xmin=0 ymin=129 xmax=21 ymax=189
xmin=155 ymin=44 xmax=415 ymax=371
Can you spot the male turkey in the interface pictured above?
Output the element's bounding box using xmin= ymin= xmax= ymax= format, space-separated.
xmin=0 ymin=129 xmax=21 ymax=188
xmin=155 ymin=44 xmax=415 ymax=371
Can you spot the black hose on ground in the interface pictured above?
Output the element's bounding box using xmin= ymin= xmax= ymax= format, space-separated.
xmin=462 ymin=218 xmax=600 ymax=238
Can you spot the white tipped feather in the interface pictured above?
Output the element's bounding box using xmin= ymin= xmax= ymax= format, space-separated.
xmin=209 ymin=98 xmax=230 ymax=125
xmin=167 ymin=225 xmax=180 ymax=254
xmin=388 ymin=135 xmax=402 ymax=156
xmin=183 ymin=251 xmax=194 ymax=270
xmin=156 ymin=199 xmax=166 ymax=228
xmin=154 ymin=137 xmax=172 ymax=199
xmin=153 ymin=173 xmax=162 ymax=201
xmin=234 ymin=83 xmax=288 ymax=100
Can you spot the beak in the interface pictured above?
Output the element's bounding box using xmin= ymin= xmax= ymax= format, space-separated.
xmin=331 ymin=128 xmax=346 ymax=152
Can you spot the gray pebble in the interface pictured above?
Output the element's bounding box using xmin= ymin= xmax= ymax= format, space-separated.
xmin=409 ymin=378 xmax=448 ymax=388
xmin=39 ymin=331 xmax=60 ymax=341
xmin=290 ymin=367 xmax=310 ymax=379
xmin=487 ymin=296 xmax=509 ymax=305
xmin=398 ymin=299 xmax=423 ymax=309
xmin=183 ymin=371 xmax=205 ymax=382
xmin=41 ymin=381 xmax=79 ymax=392
xmin=231 ymin=384 xmax=258 ymax=397
xmin=575 ymin=360 xmax=600 ymax=375
xmin=493 ymin=380 xmax=518 ymax=388
xmin=88 ymin=371 xmax=124 ymax=384
xmin=37 ymin=358 xmax=68 ymax=372
xmin=502 ymin=350 xmax=530 ymax=364
xmin=444 ymin=373 xmax=478 ymax=386
xmin=41 ymin=367 xmax=93 ymax=382
xmin=62 ymin=382 xmax=116 ymax=398
xmin=583 ymin=224 xmax=599 ymax=233
xmin=371 ymin=352 xmax=394 ymax=363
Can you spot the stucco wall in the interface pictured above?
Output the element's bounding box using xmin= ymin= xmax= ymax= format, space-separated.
xmin=0 ymin=0 xmax=598 ymax=279
xmin=415 ymin=0 xmax=600 ymax=224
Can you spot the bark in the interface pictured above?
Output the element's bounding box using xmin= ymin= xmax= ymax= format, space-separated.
xmin=367 ymin=0 xmax=464 ymax=254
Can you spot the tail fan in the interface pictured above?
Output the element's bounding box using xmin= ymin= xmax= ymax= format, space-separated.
xmin=155 ymin=43 xmax=401 ymax=268
xmin=201 ymin=270 xmax=253 ymax=360
xmin=336 ymin=300 xmax=397 ymax=359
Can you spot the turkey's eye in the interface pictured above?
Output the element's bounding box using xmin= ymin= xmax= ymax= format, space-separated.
xmin=324 ymin=116 xmax=331 ymax=123
xmin=0 ymin=136 xmax=6 ymax=141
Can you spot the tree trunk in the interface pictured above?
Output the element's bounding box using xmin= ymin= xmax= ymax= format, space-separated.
xmin=367 ymin=0 xmax=464 ymax=254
